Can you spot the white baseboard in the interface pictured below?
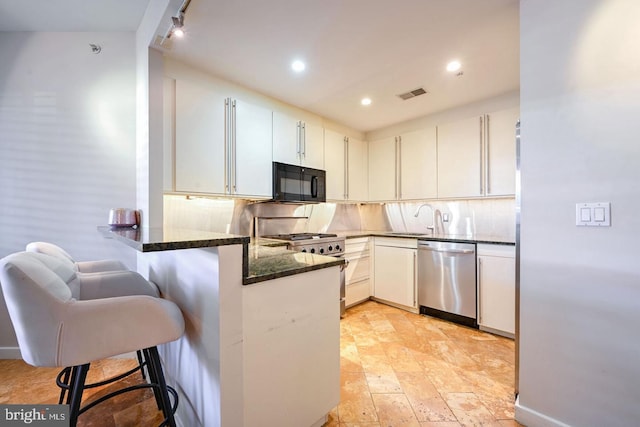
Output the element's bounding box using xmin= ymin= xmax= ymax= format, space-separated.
xmin=515 ymin=395 xmax=571 ymax=427
xmin=0 ymin=347 xmax=21 ymax=359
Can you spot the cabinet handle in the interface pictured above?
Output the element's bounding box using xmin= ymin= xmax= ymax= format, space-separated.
xmin=479 ymin=116 xmax=484 ymax=195
xmin=224 ymin=98 xmax=231 ymax=193
xmin=232 ymin=99 xmax=237 ymax=193
xmin=413 ymin=251 xmax=417 ymax=307
xmin=344 ymin=136 xmax=349 ymax=199
xmin=301 ymin=122 xmax=306 ymax=159
xmin=394 ymin=137 xmax=398 ymax=200
xmin=398 ymin=136 xmax=402 ymax=200
xmin=478 ymin=257 xmax=483 ymax=324
xmin=296 ymin=121 xmax=301 ymax=159
xmin=486 ymin=114 xmax=491 ymax=195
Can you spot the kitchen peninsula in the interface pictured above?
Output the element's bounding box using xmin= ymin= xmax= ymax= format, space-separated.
xmin=100 ymin=226 xmax=342 ymax=427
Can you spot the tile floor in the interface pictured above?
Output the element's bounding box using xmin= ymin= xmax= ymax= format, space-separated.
xmin=328 ymin=300 xmax=520 ymax=427
xmin=0 ymin=300 xmax=520 ymax=426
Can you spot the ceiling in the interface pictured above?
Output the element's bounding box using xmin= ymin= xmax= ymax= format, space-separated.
xmin=0 ymin=0 xmax=520 ymax=133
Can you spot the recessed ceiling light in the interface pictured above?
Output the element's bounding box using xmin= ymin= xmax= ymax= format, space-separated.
xmin=361 ymin=98 xmax=372 ymax=106
xmin=291 ymin=60 xmax=306 ymax=73
xmin=172 ymin=28 xmax=185 ymax=38
xmin=446 ymin=60 xmax=462 ymax=72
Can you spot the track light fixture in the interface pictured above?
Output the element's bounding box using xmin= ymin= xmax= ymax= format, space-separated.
xmin=170 ymin=13 xmax=185 ymax=38
xmin=157 ymin=0 xmax=192 ymax=48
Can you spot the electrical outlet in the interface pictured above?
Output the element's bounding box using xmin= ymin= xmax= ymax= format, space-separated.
xmin=442 ymin=213 xmax=450 ymax=222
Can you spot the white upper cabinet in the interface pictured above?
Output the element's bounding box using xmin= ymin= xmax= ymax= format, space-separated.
xmin=437 ymin=115 xmax=484 ymax=198
xmin=324 ymin=131 xmax=368 ymax=202
xmin=324 ymin=129 xmax=346 ymax=201
xmin=232 ymin=98 xmax=273 ymax=198
xmin=399 ymin=127 xmax=437 ymax=200
xmin=485 ymin=107 xmax=519 ymax=196
xmin=368 ymin=128 xmax=436 ymax=201
xmin=368 ymin=136 xmax=398 ymax=201
xmin=175 ymin=79 xmax=226 ymax=194
xmin=173 ymin=79 xmax=273 ymax=197
xmin=273 ymin=111 xmax=324 ymax=170
xmin=347 ymin=137 xmax=368 ymax=202
xmin=437 ymin=107 xmax=519 ymax=199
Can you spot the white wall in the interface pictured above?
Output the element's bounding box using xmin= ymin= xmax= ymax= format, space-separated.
xmin=518 ymin=1 xmax=640 ymax=426
xmin=0 ymin=32 xmax=137 ymax=352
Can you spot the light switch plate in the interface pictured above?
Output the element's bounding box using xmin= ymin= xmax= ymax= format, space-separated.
xmin=576 ymin=202 xmax=611 ymax=227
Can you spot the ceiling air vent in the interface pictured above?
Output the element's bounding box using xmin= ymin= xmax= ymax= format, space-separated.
xmin=397 ymin=87 xmax=428 ymax=101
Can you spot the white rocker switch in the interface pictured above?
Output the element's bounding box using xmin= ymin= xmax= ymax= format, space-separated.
xmin=576 ymin=202 xmax=611 ymax=227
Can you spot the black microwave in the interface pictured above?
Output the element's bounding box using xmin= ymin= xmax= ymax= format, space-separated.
xmin=272 ymin=162 xmax=326 ymax=203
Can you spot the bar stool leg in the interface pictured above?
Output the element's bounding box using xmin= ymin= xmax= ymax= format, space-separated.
xmin=68 ymin=363 xmax=90 ymax=427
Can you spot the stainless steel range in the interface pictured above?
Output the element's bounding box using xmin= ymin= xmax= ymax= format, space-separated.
xmin=263 ymin=233 xmax=345 ymax=256
xmin=263 ymin=232 xmax=347 ymax=317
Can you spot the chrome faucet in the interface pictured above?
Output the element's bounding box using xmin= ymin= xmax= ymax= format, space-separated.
xmin=414 ymin=203 xmax=436 ymax=234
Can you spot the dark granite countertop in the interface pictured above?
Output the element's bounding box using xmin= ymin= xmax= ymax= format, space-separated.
xmin=245 ymin=244 xmax=344 ymax=285
xmin=334 ymin=230 xmax=515 ymax=245
xmin=98 ymin=226 xmax=249 ymax=252
xmin=99 ymin=226 xmax=343 ymax=285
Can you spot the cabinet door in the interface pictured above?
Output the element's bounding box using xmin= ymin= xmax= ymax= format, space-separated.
xmin=163 ymin=77 xmax=175 ymax=192
xmin=437 ymin=116 xmax=483 ymax=198
xmin=347 ymin=138 xmax=368 ymax=201
xmin=485 ymin=107 xmax=519 ymax=196
xmin=301 ymin=120 xmax=325 ymax=170
xmin=233 ymin=99 xmax=273 ymax=198
xmin=324 ymin=129 xmax=346 ymax=200
xmin=368 ymin=136 xmax=397 ymax=201
xmin=399 ymin=127 xmax=437 ymax=200
xmin=175 ymin=80 xmax=226 ymax=194
xmin=373 ymin=245 xmax=416 ymax=308
xmin=272 ymin=111 xmax=300 ymax=165
xmin=478 ymin=250 xmax=515 ymax=335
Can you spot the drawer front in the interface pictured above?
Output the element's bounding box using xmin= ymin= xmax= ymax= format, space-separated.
xmin=346 ymin=255 xmax=370 ymax=284
xmin=346 ymin=279 xmax=370 ymax=307
xmin=345 ymin=237 xmax=370 ymax=255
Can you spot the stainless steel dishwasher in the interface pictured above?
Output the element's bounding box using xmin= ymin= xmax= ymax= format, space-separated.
xmin=417 ymin=240 xmax=477 ymax=328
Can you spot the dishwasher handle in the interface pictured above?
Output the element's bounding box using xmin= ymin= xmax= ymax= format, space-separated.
xmin=418 ymin=243 xmax=475 ymax=255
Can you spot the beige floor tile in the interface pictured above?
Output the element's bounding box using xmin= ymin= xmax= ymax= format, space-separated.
xmin=365 ymin=371 xmax=404 ymax=394
xmin=341 ymin=341 xmax=364 ymax=372
xmin=396 ymin=372 xmax=457 ymax=422
xmin=372 ymin=393 xmax=421 ymax=427
xmin=339 ymin=371 xmax=379 ymax=423
xmin=443 ymin=392 xmax=498 ymax=427
xmin=382 ymin=342 xmax=423 ymax=373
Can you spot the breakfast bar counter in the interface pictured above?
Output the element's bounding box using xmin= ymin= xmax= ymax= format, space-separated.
xmin=99 ymin=226 xmax=343 ymax=285
xmin=99 ymin=226 xmax=341 ymax=427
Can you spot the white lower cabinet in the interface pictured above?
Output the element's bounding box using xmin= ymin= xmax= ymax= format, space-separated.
xmin=477 ymin=244 xmax=516 ymax=337
xmin=344 ymin=238 xmax=371 ymax=307
xmin=373 ymin=237 xmax=417 ymax=310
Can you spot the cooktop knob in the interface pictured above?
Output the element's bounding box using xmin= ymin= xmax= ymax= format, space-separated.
xmin=310 ymin=248 xmax=315 ymax=254
xmin=301 ymin=249 xmax=307 ymax=253
xmin=328 ymin=245 xmax=333 ymax=251
xmin=335 ymin=244 xmax=341 ymax=251
xmin=320 ymin=248 xmax=324 ymax=254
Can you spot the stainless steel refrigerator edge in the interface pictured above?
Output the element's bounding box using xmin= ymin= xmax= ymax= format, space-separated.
xmin=514 ymin=120 xmax=521 ymax=397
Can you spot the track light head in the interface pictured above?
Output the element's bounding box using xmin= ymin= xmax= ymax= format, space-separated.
xmin=170 ymin=13 xmax=185 ymax=38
